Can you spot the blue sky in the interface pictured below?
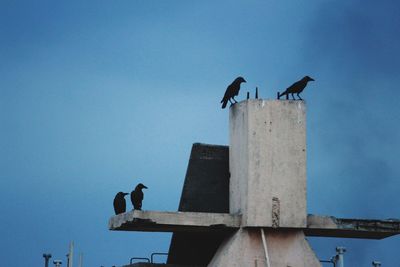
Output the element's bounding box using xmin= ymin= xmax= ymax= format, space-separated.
xmin=1 ymin=1 xmax=400 ymax=266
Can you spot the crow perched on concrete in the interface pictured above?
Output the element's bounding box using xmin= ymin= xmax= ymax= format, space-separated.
xmin=278 ymin=76 xmax=315 ymax=100
xmin=221 ymin=77 xmax=246 ymax=109
xmin=131 ymin=183 xmax=148 ymax=210
xmin=113 ymin=192 xmax=129 ymax=215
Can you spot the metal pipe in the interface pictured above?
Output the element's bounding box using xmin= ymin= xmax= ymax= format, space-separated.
xmin=68 ymin=241 xmax=74 ymax=267
xmin=43 ymin=254 xmax=52 ymax=267
xmin=372 ymin=261 xmax=381 ymax=267
xmin=320 ymin=259 xmax=336 ymax=267
xmin=335 ymin=247 xmax=346 ymax=267
xmin=260 ymin=228 xmax=271 ymax=267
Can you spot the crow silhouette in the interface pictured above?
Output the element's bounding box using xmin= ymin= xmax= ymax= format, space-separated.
xmin=221 ymin=77 xmax=246 ymax=109
xmin=278 ymin=76 xmax=314 ymax=100
xmin=131 ymin=183 xmax=148 ymax=210
xmin=113 ymin=192 xmax=128 ymax=215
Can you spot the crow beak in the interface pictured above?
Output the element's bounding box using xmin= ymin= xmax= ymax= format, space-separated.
xmin=309 ymin=77 xmax=315 ymax=81
xmin=143 ymin=185 xmax=148 ymax=189
xmin=243 ymin=79 xmax=247 ymax=83
xmin=123 ymin=193 xmax=129 ymax=196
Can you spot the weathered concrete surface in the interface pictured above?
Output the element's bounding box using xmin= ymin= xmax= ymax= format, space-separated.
xmin=208 ymin=229 xmax=321 ymax=267
xmin=207 ymin=229 xmax=266 ymax=267
xmin=305 ymin=215 xmax=400 ymax=239
xmin=109 ymin=210 xmax=240 ymax=232
xmin=229 ymin=100 xmax=307 ymax=227
xmin=109 ymin=210 xmax=400 ymax=239
xmin=265 ymin=230 xmax=321 ymax=267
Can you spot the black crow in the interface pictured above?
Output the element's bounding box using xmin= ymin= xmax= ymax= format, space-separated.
xmin=131 ymin=183 xmax=148 ymax=210
xmin=221 ymin=77 xmax=246 ymax=109
xmin=113 ymin=192 xmax=128 ymax=215
xmin=278 ymin=76 xmax=315 ymax=100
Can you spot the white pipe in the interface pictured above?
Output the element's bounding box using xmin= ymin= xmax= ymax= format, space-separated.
xmin=260 ymin=229 xmax=271 ymax=267
xmin=68 ymin=241 xmax=74 ymax=267
xmin=78 ymin=253 xmax=83 ymax=267
xmin=336 ymin=247 xmax=346 ymax=267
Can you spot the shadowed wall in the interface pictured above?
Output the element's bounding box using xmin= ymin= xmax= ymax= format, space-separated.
xmin=167 ymin=143 xmax=230 ymax=265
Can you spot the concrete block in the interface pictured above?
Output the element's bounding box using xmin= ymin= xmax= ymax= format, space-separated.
xmin=229 ymin=100 xmax=307 ymax=227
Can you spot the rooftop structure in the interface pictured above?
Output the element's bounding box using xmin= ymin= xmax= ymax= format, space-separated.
xmin=109 ymin=100 xmax=400 ymax=266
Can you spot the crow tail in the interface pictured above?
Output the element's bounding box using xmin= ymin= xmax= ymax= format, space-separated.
xmin=221 ymin=99 xmax=228 ymax=109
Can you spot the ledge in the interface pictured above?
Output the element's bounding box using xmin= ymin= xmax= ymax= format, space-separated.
xmin=304 ymin=214 xmax=400 ymax=239
xmin=109 ymin=210 xmax=241 ymax=233
xmin=109 ymin=211 xmax=400 ymax=239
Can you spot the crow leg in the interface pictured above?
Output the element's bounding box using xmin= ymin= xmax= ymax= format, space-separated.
xmin=232 ymin=96 xmax=238 ymax=103
xmin=291 ymin=93 xmax=296 ymax=100
xmin=297 ymin=93 xmax=303 ymax=100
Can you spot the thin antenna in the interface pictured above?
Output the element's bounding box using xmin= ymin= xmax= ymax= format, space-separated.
xmin=335 ymin=247 xmax=346 ymax=267
xmin=78 ymin=253 xmax=83 ymax=267
xmin=43 ymin=254 xmax=52 ymax=267
xmin=247 ymin=92 xmax=250 ymax=100
xmin=255 ymin=87 xmax=258 ymax=99
xmin=68 ymin=241 xmax=74 ymax=267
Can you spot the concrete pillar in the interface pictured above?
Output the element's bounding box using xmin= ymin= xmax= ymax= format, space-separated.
xmin=229 ymin=100 xmax=306 ymax=227
xmin=209 ymin=100 xmax=320 ymax=267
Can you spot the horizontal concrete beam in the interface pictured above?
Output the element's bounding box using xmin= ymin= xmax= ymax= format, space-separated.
xmin=304 ymin=214 xmax=400 ymax=239
xmin=109 ymin=211 xmax=400 ymax=239
xmin=109 ymin=210 xmax=241 ymax=232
